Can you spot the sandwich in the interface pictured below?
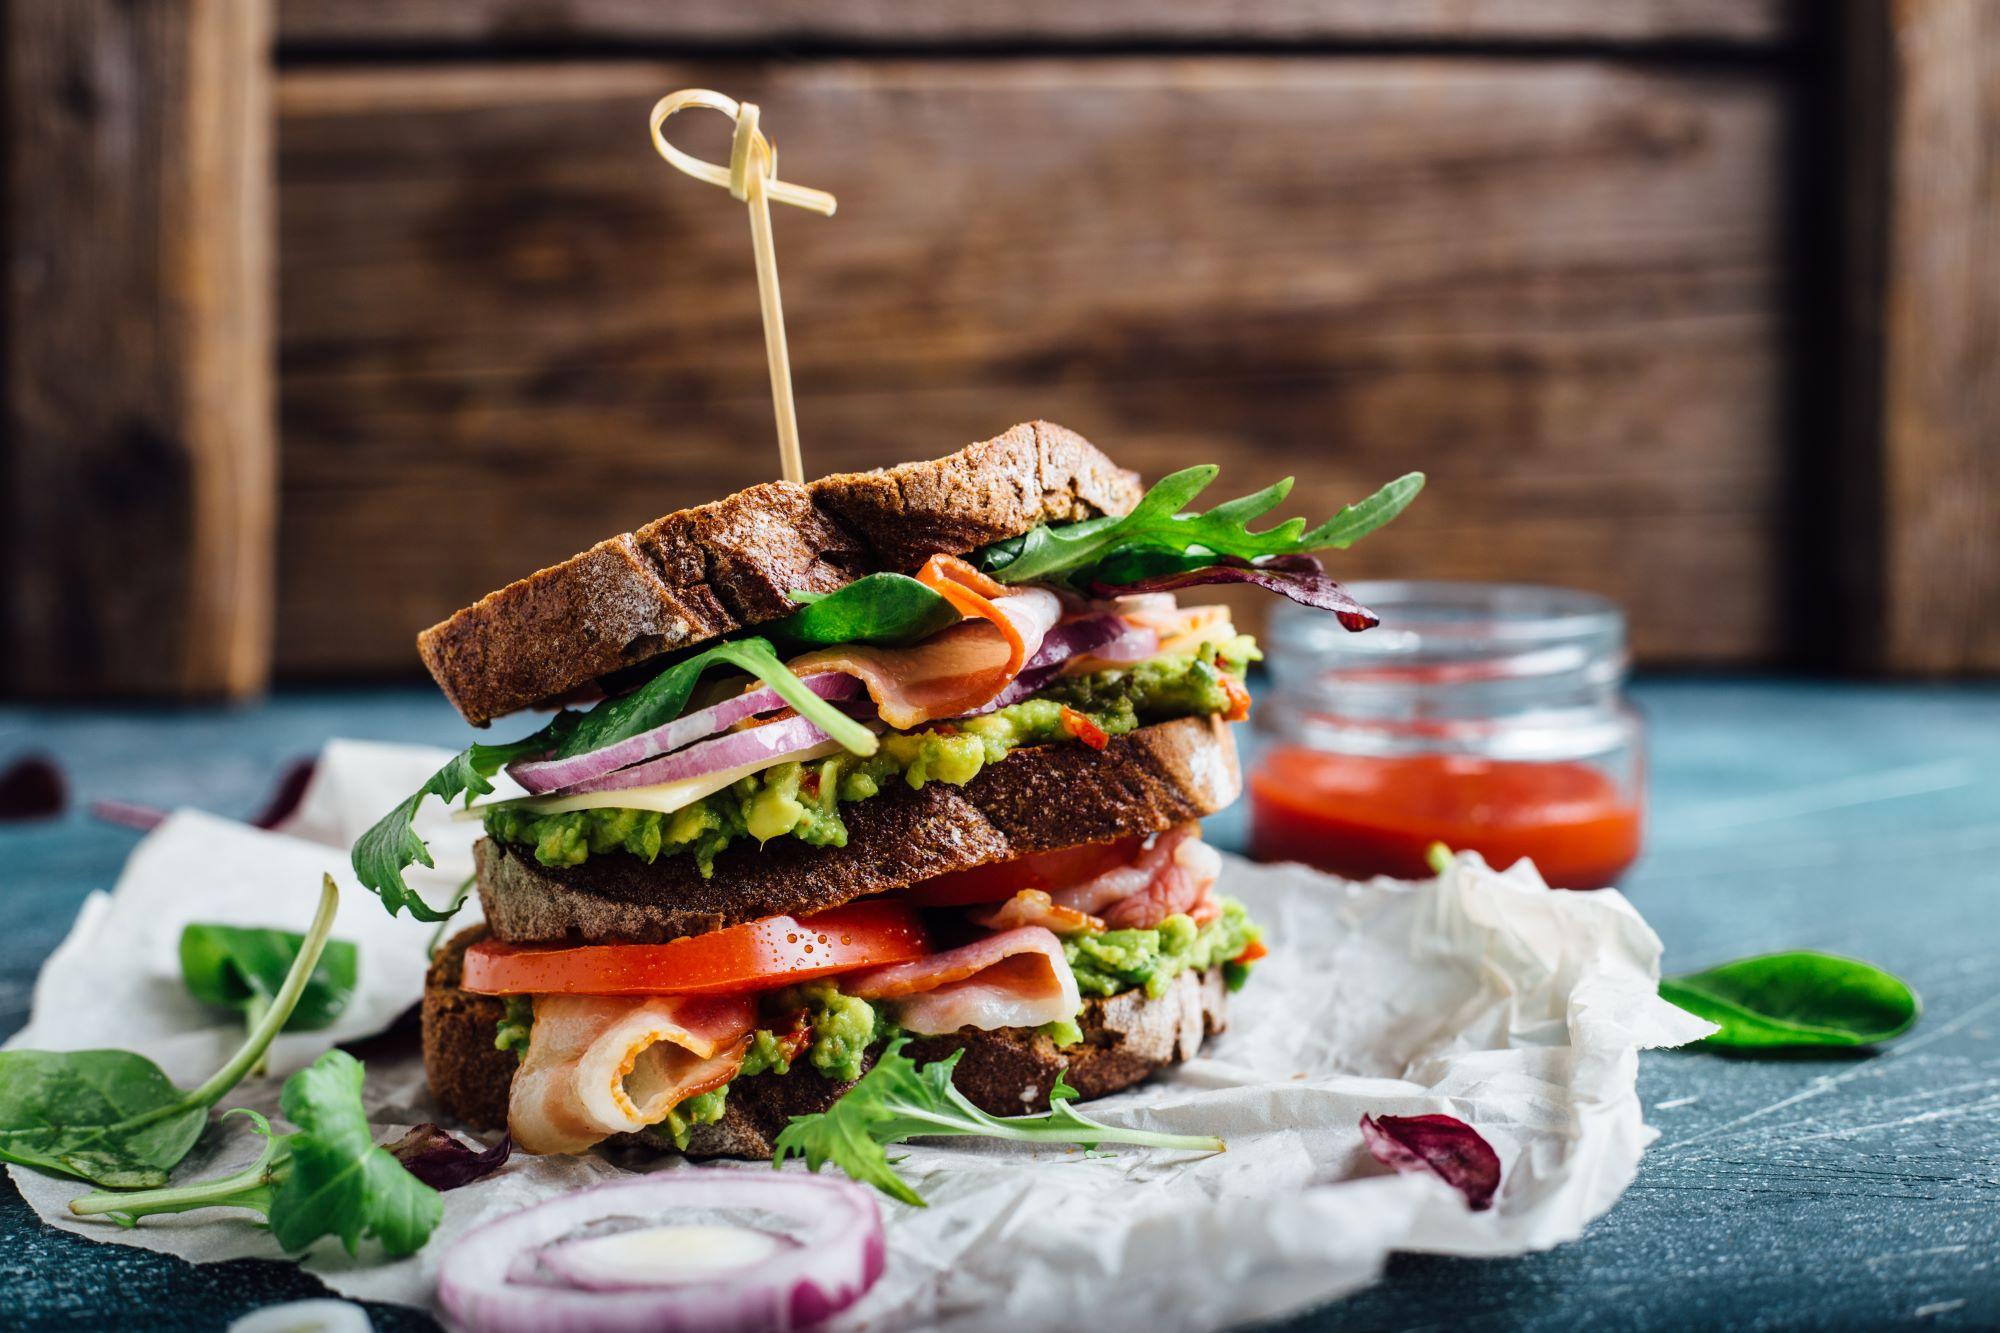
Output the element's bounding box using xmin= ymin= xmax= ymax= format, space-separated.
xmin=354 ymin=421 xmax=1419 ymax=1160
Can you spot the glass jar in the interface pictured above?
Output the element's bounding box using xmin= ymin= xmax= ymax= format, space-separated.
xmin=1247 ymin=581 xmax=1644 ymax=889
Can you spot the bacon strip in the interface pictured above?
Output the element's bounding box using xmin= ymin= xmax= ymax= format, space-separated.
xmin=1048 ymin=824 xmax=1222 ymax=929
xmin=970 ymin=888 xmax=1105 ymax=935
xmin=840 ymin=926 xmax=1082 ymax=1035
xmin=787 ymin=585 xmax=1061 ymax=729
xmin=509 ymin=993 xmax=756 ymax=1155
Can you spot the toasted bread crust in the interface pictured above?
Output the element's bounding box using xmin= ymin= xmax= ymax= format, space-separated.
xmin=422 ymin=925 xmax=1228 ymax=1159
xmin=476 ymin=715 xmax=1240 ymax=945
xmin=420 ymin=422 xmax=1142 ymax=725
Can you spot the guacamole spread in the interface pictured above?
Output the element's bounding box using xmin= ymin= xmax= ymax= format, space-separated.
xmin=485 ymin=641 xmax=1256 ymax=873
xmin=1062 ymin=897 xmax=1261 ymax=1000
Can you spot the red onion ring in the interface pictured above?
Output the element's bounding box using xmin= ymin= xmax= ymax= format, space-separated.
xmin=965 ymin=616 xmax=1158 ymax=715
xmin=536 ymin=713 xmax=852 ymax=800
xmin=509 ymin=674 xmax=862 ymax=794
xmin=437 ymin=1171 xmax=885 ymax=1333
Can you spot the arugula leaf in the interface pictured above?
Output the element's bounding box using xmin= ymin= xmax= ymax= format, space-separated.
xmin=767 ymin=574 xmax=960 ymax=650
xmin=0 ymin=877 xmax=341 ymax=1188
xmin=1662 ymin=951 xmax=1920 ymax=1049
xmin=351 ymin=727 xmax=565 ymax=922
xmin=70 ymin=1051 xmax=445 ymax=1259
xmin=977 ymin=466 xmax=1424 ymax=589
xmin=772 ymin=1037 xmax=1223 ymax=1206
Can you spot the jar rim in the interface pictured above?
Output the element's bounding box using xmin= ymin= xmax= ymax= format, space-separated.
xmin=1274 ymin=580 xmax=1625 ymax=656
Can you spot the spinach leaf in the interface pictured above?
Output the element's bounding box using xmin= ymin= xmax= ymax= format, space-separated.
xmin=0 ymin=1052 xmax=208 ymax=1189
xmin=767 ymin=573 xmax=960 ymax=650
xmin=180 ymin=924 xmax=358 ymax=1032
xmin=70 ymin=1051 xmax=445 ymax=1258
xmin=0 ymin=877 xmax=341 ymax=1188
xmin=1661 ymin=951 xmax=1920 ymax=1049
xmin=976 ymin=466 xmax=1424 ymax=589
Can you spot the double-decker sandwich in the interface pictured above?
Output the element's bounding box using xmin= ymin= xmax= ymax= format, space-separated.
xmin=354 ymin=421 xmax=1418 ymax=1158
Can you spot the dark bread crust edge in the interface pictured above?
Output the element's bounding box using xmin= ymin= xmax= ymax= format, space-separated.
xmin=419 ymin=421 xmax=1142 ymax=725
xmin=477 ymin=715 xmax=1241 ymax=945
xmin=422 ymin=926 xmax=1228 ymax=1161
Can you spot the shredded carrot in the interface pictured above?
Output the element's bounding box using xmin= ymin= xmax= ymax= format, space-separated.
xmin=1234 ymin=939 xmax=1269 ymax=965
xmin=917 ymin=552 xmax=1028 ymax=678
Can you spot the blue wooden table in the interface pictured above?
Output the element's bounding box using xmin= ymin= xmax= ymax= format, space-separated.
xmin=3 ymin=680 xmax=1997 ymax=1330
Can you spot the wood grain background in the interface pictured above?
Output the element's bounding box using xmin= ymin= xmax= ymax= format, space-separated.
xmin=11 ymin=0 xmax=1997 ymax=694
xmin=275 ymin=55 xmax=1788 ymax=676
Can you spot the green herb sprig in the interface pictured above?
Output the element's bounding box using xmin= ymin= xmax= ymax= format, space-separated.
xmin=1662 ymin=951 xmax=1920 ymax=1050
xmin=69 ymin=1049 xmax=443 ymax=1258
xmin=773 ymin=1038 xmax=1224 ymax=1206
xmin=976 ymin=467 xmax=1424 ymax=589
xmin=0 ymin=877 xmax=341 ymax=1189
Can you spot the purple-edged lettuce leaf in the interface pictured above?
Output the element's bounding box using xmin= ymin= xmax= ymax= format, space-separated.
xmin=385 ymin=1123 xmax=511 ymax=1191
xmin=1089 ymin=553 xmax=1379 ymax=631
xmin=1359 ymin=1112 xmax=1500 ymax=1211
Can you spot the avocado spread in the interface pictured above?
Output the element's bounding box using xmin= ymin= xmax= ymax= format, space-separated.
xmin=485 ymin=640 xmax=1257 ymax=873
xmin=1062 ymin=897 xmax=1261 ymax=1000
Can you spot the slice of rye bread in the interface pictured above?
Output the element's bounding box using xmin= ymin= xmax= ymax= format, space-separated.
xmin=476 ymin=714 xmax=1240 ymax=945
xmin=420 ymin=421 xmax=1143 ymax=726
xmin=423 ymin=926 xmax=1229 ymax=1159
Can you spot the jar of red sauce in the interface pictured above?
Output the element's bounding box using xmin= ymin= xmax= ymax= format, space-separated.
xmin=1248 ymin=582 xmax=1644 ymax=889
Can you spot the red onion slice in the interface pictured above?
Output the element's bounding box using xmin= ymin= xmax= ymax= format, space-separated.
xmin=534 ymin=713 xmax=849 ymax=800
xmin=437 ymin=1171 xmax=885 ymax=1333
xmin=965 ymin=616 xmax=1158 ymax=715
xmin=509 ymin=674 xmax=862 ymax=794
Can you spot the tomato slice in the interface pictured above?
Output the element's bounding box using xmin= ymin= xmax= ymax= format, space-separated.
xmin=902 ymin=837 xmax=1147 ymax=907
xmin=459 ymin=900 xmax=930 ymax=996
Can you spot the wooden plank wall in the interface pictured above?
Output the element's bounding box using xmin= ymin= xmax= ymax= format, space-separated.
xmin=1839 ymin=0 xmax=2000 ymax=674
xmin=5 ymin=0 xmax=273 ymax=698
xmin=273 ymin=37 xmax=1793 ymax=676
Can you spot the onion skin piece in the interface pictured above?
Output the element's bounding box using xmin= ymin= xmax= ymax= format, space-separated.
xmin=436 ymin=1171 xmax=885 ymax=1333
xmin=1359 ymin=1113 xmax=1500 ymax=1211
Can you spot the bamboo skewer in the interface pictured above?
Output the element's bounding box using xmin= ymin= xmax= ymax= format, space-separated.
xmin=648 ymin=89 xmax=836 ymax=484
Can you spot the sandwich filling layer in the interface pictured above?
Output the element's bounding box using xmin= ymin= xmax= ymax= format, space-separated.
xmin=484 ymin=627 xmax=1257 ymax=874
xmin=469 ymin=823 xmax=1263 ymax=1154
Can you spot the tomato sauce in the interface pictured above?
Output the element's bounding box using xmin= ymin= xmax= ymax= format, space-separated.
xmin=1249 ymin=746 xmax=1642 ymax=889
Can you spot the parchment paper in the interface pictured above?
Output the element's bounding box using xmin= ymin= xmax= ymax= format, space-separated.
xmin=7 ymin=740 xmax=1713 ymax=1331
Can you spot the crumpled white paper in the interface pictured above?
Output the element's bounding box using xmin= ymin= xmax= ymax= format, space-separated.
xmin=8 ymin=740 xmax=1713 ymax=1331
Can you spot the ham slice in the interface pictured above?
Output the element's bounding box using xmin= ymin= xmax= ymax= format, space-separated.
xmin=509 ymin=993 xmax=756 ymax=1155
xmin=840 ymin=926 xmax=1082 ymax=1035
xmin=787 ymin=586 xmax=1061 ymax=729
xmin=1049 ymin=824 xmax=1222 ymax=929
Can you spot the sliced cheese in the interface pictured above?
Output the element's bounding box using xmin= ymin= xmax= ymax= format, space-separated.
xmin=461 ymin=738 xmax=845 ymax=820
